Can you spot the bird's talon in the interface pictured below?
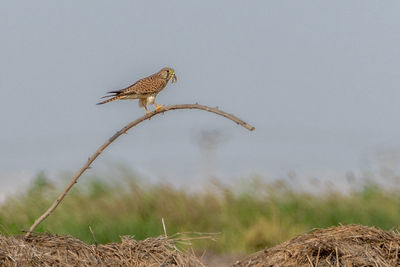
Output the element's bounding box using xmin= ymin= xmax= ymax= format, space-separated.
xmin=155 ymin=105 xmax=164 ymax=111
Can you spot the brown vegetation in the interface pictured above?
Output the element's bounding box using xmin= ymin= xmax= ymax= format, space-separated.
xmin=0 ymin=233 xmax=203 ymax=267
xmin=1 ymin=225 xmax=399 ymax=266
xmin=234 ymin=224 xmax=400 ymax=267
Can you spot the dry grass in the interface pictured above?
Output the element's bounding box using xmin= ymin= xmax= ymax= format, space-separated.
xmin=0 ymin=233 xmax=204 ymax=267
xmin=1 ymin=225 xmax=400 ymax=266
xmin=234 ymin=224 xmax=400 ymax=267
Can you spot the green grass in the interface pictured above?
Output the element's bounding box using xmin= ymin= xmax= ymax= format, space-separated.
xmin=1 ymin=171 xmax=400 ymax=253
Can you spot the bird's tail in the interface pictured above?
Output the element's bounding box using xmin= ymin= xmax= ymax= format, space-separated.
xmin=96 ymin=95 xmax=124 ymax=105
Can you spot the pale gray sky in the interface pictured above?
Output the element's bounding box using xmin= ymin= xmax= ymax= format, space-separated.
xmin=1 ymin=1 xmax=400 ymax=194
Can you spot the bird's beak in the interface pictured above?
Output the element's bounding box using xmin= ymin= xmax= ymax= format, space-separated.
xmin=171 ymin=72 xmax=177 ymax=83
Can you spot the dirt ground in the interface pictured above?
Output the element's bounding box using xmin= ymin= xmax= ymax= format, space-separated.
xmin=198 ymin=252 xmax=244 ymax=267
xmin=1 ymin=224 xmax=399 ymax=266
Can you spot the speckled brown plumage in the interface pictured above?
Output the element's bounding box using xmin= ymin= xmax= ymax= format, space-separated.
xmin=97 ymin=67 xmax=177 ymax=114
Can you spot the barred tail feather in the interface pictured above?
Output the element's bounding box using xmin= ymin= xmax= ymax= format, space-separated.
xmin=96 ymin=95 xmax=124 ymax=105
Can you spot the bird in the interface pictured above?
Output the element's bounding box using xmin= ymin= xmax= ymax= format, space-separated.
xmin=97 ymin=67 xmax=177 ymax=114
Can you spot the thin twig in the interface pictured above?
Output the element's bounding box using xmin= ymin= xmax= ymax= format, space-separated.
xmin=162 ymin=218 xmax=168 ymax=238
xmin=335 ymin=247 xmax=339 ymax=267
xmin=306 ymin=255 xmax=314 ymax=267
xmin=24 ymin=104 xmax=255 ymax=238
xmin=89 ymin=226 xmax=98 ymax=246
xmin=315 ymin=246 xmax=321 ymax=267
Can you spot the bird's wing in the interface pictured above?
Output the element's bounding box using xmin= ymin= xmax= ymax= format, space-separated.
xmin=97 ymin=75 xmax=167 ymax=105
xmin=121 ymin=76 xmax=167 ymax=96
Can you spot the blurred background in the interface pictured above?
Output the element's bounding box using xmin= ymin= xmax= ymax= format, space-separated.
xmin=1 ymin=0 xmax=400 ymax=253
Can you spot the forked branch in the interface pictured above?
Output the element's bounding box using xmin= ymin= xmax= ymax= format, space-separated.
xmin=24 ymin=104 xmax=255 ymax=238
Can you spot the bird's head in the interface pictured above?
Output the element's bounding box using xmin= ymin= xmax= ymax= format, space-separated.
xmin=159 ymin=67 xmax=177 ymax=83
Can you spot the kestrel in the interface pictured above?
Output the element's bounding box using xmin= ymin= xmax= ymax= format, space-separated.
xmin=97 ymin=67 xmax=177 ymax=114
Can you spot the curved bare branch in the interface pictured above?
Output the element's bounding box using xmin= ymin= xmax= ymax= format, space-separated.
xmin=24 ymin=104 xmax=255 ymax=238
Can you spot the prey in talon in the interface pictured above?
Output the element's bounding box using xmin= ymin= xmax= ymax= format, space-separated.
xmin=97 ymin=67 xmax=177 ymax=114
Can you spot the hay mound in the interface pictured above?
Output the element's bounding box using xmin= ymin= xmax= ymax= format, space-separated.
xmin=0 ymin=233 xmax=203 ymax=267
xmin=233 ymin=225 xmax=400 ymax=267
